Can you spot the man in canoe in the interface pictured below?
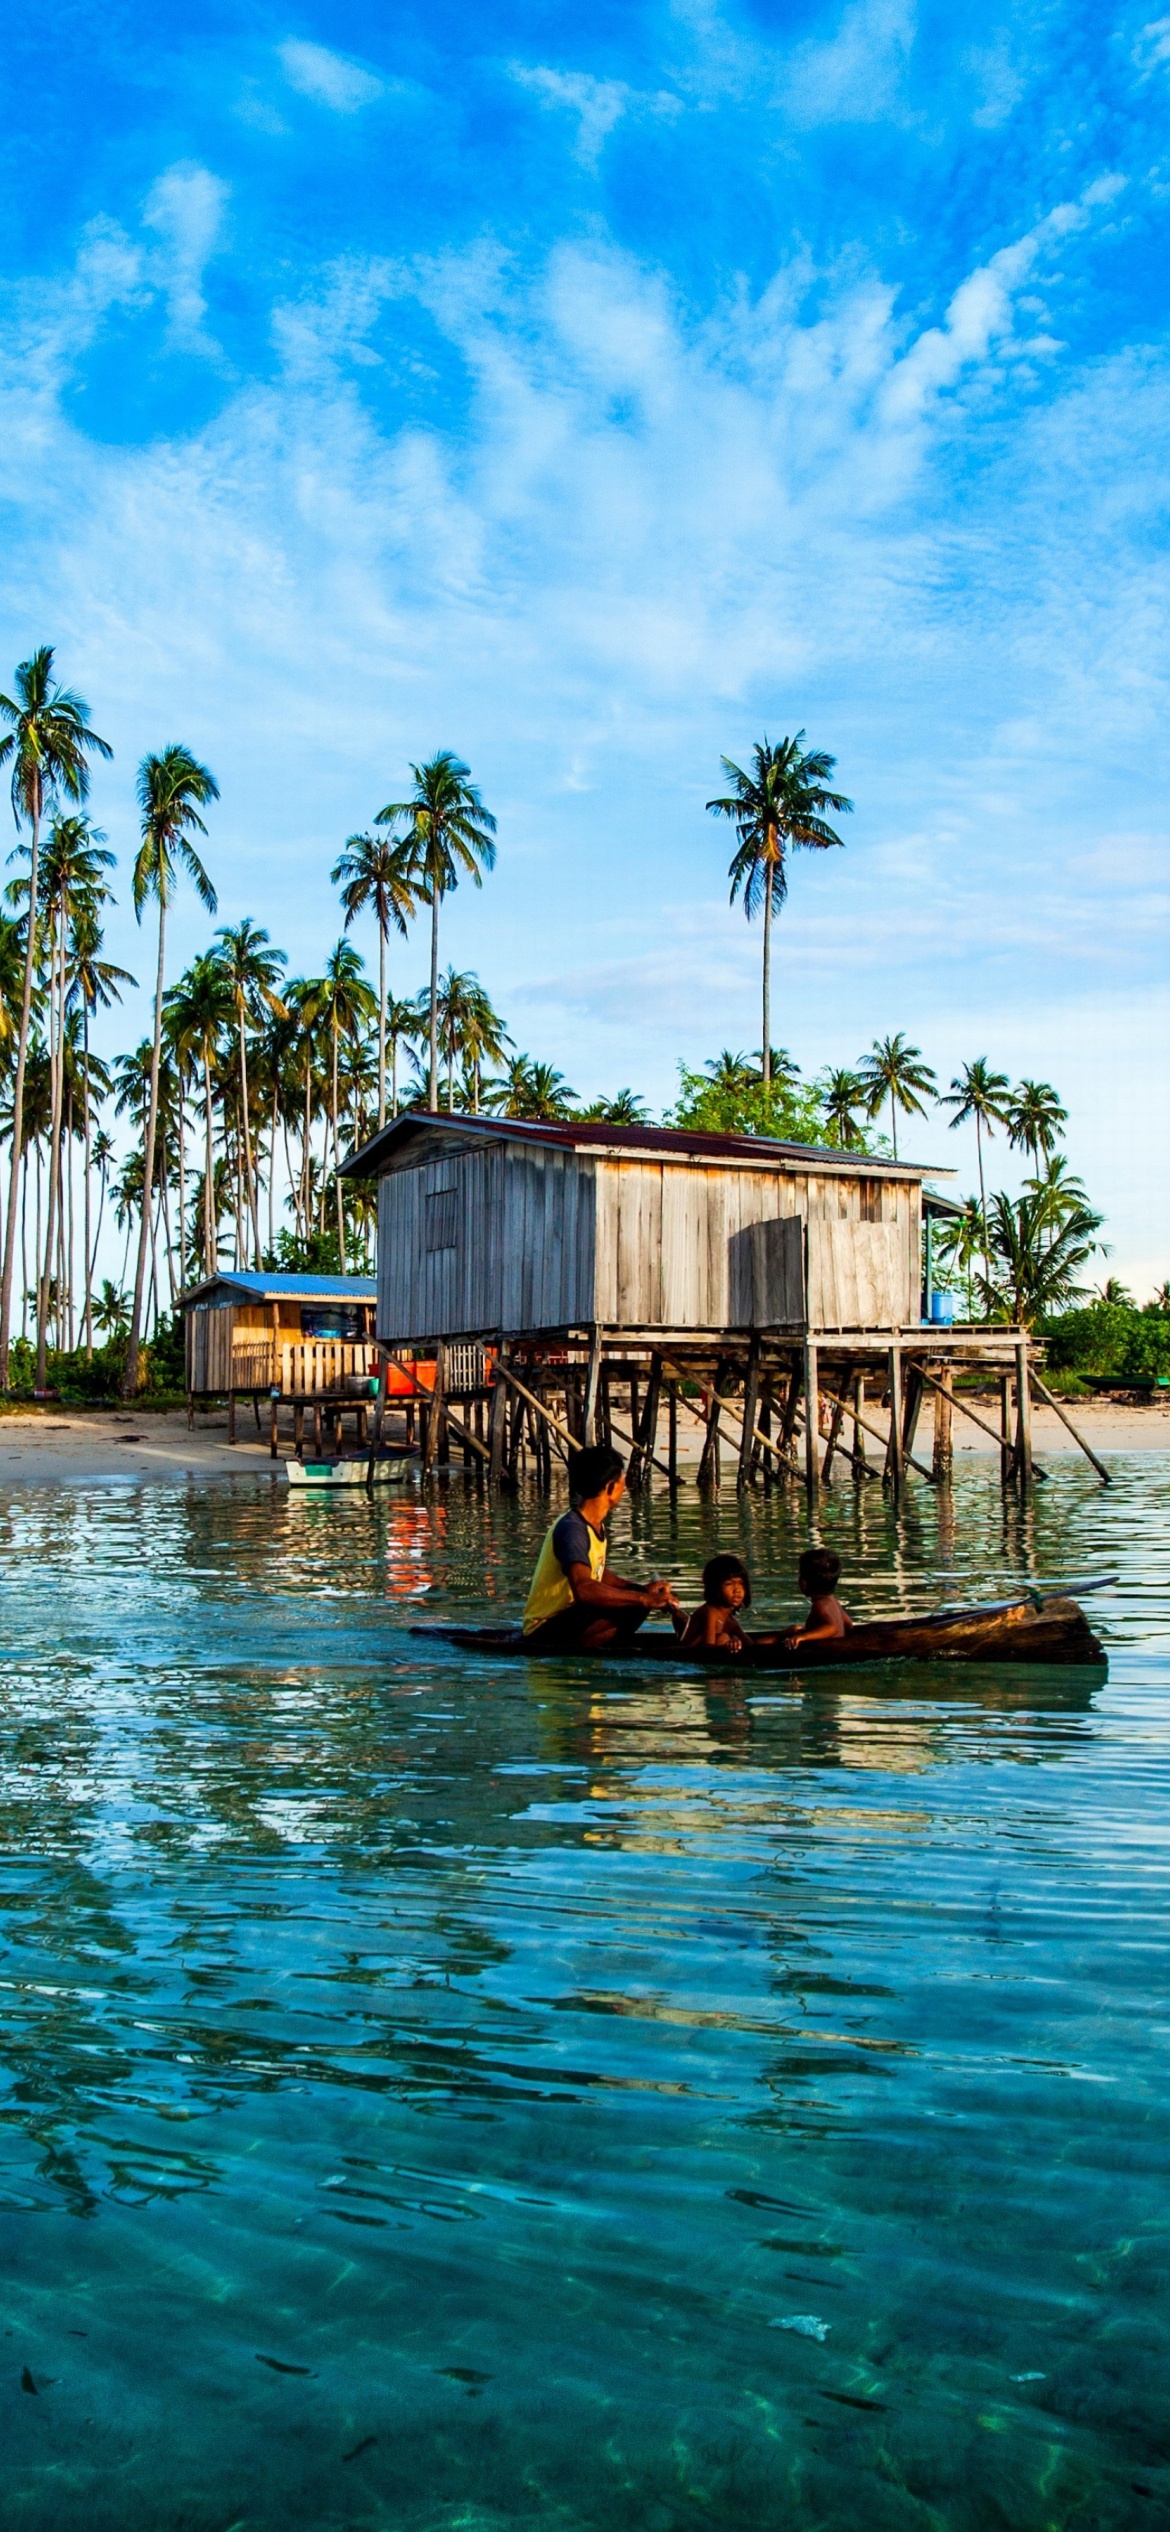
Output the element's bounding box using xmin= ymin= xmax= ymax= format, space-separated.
xmin=522 ymin=1445 xmax=680 ymax=1651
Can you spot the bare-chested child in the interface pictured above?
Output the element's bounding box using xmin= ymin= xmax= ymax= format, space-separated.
xmin=674 ymin=1554 xmax=751 ymax=1656
xmin=783 ymin=1546 xmax=852 ymax=1651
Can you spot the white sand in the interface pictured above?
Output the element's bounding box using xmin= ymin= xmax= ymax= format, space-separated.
xmin=0 ymin=1394 xmax=1164 ymax=1484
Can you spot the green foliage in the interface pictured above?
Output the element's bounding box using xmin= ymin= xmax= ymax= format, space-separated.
xmin=270 ymin=1226 xmax=345 ymax=1274
xmin=1043 ymin=1299 xmax=1170 ymax=1385
xmin=668 ymin=1062 xmax=827 ymax=1143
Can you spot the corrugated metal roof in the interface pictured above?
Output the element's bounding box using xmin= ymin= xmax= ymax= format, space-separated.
xmin=341 ymin=1110 xmax=951 ymax=1179
xmin=180 ymin=1273 xmax=376 ymax=1306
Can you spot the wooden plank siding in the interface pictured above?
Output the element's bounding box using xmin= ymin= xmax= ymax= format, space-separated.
xmin=375 ymin=1139 xmax=924 ymax=1342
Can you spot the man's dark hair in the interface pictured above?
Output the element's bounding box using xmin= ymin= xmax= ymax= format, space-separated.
xmin=568 ymin=1444 xmax=625 ymax=1504
xmin=798 ymin=1547 xmax=841 ymax=1595
xmin=702 ymin=1552 xmax=752 ymax=1609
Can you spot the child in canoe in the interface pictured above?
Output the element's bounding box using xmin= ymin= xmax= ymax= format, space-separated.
xmin=675 ymin=1546 xmax=852 ymax=1658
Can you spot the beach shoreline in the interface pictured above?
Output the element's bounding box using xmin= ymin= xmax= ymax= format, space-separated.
xmin=0 ymin=1396 xmax=1166 ymax=1484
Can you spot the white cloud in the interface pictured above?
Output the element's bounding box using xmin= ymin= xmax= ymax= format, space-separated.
xmin=278 ymin=38 xmax=383 ymax=113
xmin=787 ymin=0 xmax=916 ymax=126
xmin=142 ymin=165 xmax=229 ymax=353
xmin=510 ymin=64 xmax=678 ymax=166
xmin=1133 ymin=16 xmax=1170 ymax=76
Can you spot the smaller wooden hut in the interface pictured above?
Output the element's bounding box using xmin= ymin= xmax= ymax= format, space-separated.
xmin=180 ymin=1273 xmax=377 ymax=1410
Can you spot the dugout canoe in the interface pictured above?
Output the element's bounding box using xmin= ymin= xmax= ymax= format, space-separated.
xmin=419 ymin=1588 xmax=1108 ymax=1673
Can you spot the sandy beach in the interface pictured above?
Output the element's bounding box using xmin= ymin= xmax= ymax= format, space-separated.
xmin=0 ymin=1395 xmax=1165 ymax=1483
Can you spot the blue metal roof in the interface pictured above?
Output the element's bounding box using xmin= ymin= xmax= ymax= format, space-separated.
xmin=182 ymin=1273 xmax=376 ymax=1304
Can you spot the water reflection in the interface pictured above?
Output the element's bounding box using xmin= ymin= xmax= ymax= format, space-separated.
xmin=0 ymin=1462 xmax=1165 ymax=2528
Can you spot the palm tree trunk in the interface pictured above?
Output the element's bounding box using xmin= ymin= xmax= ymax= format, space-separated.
xmin=83 ymin=1006 xmax=94 ymax=1358
xmin=203 ymin=1053 xmax=215 ymax=1277
xmin=176 ymin=1067 xmax=187 ymax=1294
xmin=123 ymin=899 xmax=167 ymax=1397
xmin=391 ymin=1030 xmax=399 ymax=1121
xmin=0 ymin=796 xmax=41 ymax=1388
xmin=36 ymin=904 xmax=65 ymax=1388
xmin=976 ymin=1115 xmax=989 ymax=1311
xmin=66 ymin=1089 xmax=76 ymax=1349
xmin=238 ymin=1019 xmax=261 ymax=1267
xmin=89 ymin=1161 xmax=107 ymax=1312
xmin=761 ymin=863 xmax=773 ymax=1090
xmin=377 ymin=921 xmax=387 ymax=1129
xmin=428 ymin=887 xmax=440 ymax=1112
xmin=332 ymin=1013 xmax=344 ymax=1266
xmin=268 ymin=1076 xmax=279 ymax=1262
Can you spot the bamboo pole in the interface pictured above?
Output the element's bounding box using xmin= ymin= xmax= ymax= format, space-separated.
xmin=1029 ymin=1370 xmax=1111 ymax=1485
xmin=738 ymin=1337 xmax=761 ymax=1491
xmin=804 ymin=1339 xmax=820 ymax=1494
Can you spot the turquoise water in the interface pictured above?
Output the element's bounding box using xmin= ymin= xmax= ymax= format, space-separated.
xmin=0 ymin=1460 xmax=1168 ymax=2529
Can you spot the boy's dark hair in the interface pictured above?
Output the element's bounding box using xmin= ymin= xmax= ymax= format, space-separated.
xmin=798 ymin=1547 xmax=841 ymax=1596
xmin=568 ymin=1443 xmax=626 ymax=1504
xmin=702 ymin=1552 xmax=751 ymax=1608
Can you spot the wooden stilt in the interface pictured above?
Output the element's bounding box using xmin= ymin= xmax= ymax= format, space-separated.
xmin=1014 ymin=1339 xmax=1033 ymax=1498
xmin=821 ymin=1371 xmax=849 ymax=1484
xmin=901 ymin=1365 xmax=925 ymax=1468
xmin=698 ymin=1383 xmax=722 ymax=1490
xmin=999 ymin=1374 xmax=1013 ymax=1489
xmin=851 ymin=1370 xmax=869 ymax=1480
xmin=803 ymin=1340 xmax=820 ymax=1494
xmin=738 ymin=1338 xmax=761 ymax=1491
xmin=919 ymin=1365 xmax=1048 ymax=1481
xmin=885 ymin=1347 xmax=904 ymax=1494
xmin=228 ymin=1390 xmax=236 ymax=1444
xmin=423 ymin=1347 xmax=444 ymax=1475
xmin=629 ymin=1354 xmax=662 ymax=1493
xmin=293 ymin=1401 xmax=304 ymax=1456
xmin=365 ymin=1360 xmax=387 ymax=1490
xmin=269 ymin=1389 xmax=280 ymax=1459
xmin=312 ymin=1399 xmax=323 ymax=1454
xmin=583 ymin=1326 xmax=604 ymax=1442
xmin=668 ymin=1384 xmax=678 ymax=1490
xmin=780 ymin=1364 xmax=803 ymax=1469
xmin=931 ymin=1364 xmax=953 ymax=1483
xmin=759 ymin=1381 xmax=773 ymax=1492
xmin=489 ymin=1357 xmax=508 ymax=1487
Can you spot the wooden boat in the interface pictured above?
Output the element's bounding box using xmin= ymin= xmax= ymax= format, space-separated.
xmin=284 ymin=1451 xmax=410 ymax=1490
xmin=419 ymin=1581 xmax=1111 ymax=1673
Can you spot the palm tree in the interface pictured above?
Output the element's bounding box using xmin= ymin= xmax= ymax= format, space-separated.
xmin=86 ymin=1126 xmax=116 ymax=1322
xmin=212 ymin=922 xmax=287 ymax=1266
xmin=92 ymin=1278 xmax=129 ymax=1338
xmin=941 ymin=1058 xmax=1010 ymax=1293
xmin=319 ymin=939 xmax=375 ymax=1263
xmin=376 ymin=753 xmax=497 ymax=1111
xmin=484 ymin=1055 xmax=575 ymax=1121
xmin=331 ymin=830 xmax=419 ymax=1128
xmin=1007 ymin=1079 xmax=1067 ymax=1167
xmin=0 ymin=649 xmax=111 ymax=1386
xmin=69 ymin=904 xmax=134 ymax=1354
xmin=706 ymin=735 xmax=851 ymax=1087
xmin=17 ymin=814 xmax=117 ymax=1385
xmin=857 ymin=1034 xmax=937 ymax=1163
xmin=578 ymin=1088 xmax=650 ymax=1123
xmin=934 ymin=1194 xmax=983 ymax=1319
xmin=123 ymin=746 xmax=218 ymax=1397
xmin=821 ymin=1067 xmax=867 ymax=1150
xmin=982 ymin=1183 xmax=1101 ymax=1328
xmin=167 ymin=953 xmax=233 ymax=1278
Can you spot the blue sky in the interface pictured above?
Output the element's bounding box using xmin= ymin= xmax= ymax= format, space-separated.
xmin=1 ymin=0 xmax=1168 ymax=1281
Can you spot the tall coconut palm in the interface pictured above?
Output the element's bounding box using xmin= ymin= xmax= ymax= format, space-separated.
xmin=1007 ymin=1079 xmax=1067 ymax=1167
xmin=17 ymin=815 xmax=117 ymax=1385
xmin=123 ymin=747 xmax=218 ymax=1397
xmin=319 ymin=940 xmax=376 ymax=1264
xmin=331 ymin=830 xmax=420 ymax=1129
xmin=857 ymin=1033 xmax=937 ymax=1163
xmin=212 ymin=922 xmax=287 ymax=1266
xmin=821 ymin=1067 xmax=867 ymax=1150
xmin=167 ymin=953 xmax=232 ymax=1279
xmin=69 ymin=904 xmax=134 ymax=1355
xmin=706 ymin=735 xmax=851 ymax=1088
xmin=375 ymin=753 xmax=497 ymax=1112
xmin=983 ymin=1183 xmax=1101 ymax=1328
xmin=941 ymin=1058 xmax=1010 ymax=1294
xmin=384 ymin=992 xmax=420 ymax=1122
xmin=0 ymin=649 xmax=111 ymax=1385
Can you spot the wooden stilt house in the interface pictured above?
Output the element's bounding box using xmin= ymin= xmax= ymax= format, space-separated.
xmin=180 ymin=1273 xmax=377 ymax=1407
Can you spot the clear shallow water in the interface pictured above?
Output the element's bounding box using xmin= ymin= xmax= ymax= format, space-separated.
xmin=0 ymin=1461 xmax=1168 ymax=2531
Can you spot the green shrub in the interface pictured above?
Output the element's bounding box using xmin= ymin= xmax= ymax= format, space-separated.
xmin=1042 ymin=1300 xmax=1170 ymax=1385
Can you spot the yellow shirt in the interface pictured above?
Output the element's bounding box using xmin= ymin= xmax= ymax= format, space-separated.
xmin=522 ymin=1511 xmax=607 ymax=1634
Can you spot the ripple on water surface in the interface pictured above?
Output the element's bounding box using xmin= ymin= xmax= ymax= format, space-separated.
xmin=0 ymin=1460 xmax=1167 ymax=2529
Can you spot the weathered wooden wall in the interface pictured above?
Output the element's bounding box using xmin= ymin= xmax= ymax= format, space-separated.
xmin=378 ymin=1142 xmax=595 ymax=1344
xmin=376 ymin=1141 xmax=922 ymax=1340
xmin=186 ymin=1302 xmax=377 ymax=1394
